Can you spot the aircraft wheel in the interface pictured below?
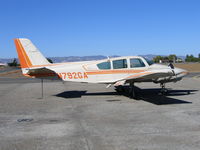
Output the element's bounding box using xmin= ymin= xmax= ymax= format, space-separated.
xmin=129 ymin=83 xmax=138 ymax=99
xmin=132 ymin=89 xmax=136 ymax=99
xmin=159 ymin=83 xmax=168 ymax=95
xmin=115 ymin=86 xmax=124 ymax=94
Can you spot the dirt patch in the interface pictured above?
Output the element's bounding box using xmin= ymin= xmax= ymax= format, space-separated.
xmin=174 ymin=63 xmax=200 ymax=72
xmin=0 ymin=70 xmax=26 ymax=78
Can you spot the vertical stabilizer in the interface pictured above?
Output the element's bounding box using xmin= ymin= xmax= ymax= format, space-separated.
xmin=14 ymin=38 xmax=50 ymax=68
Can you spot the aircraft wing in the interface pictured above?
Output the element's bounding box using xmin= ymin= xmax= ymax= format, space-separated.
xmin=124 ymin=69 xmax=174 ymax=83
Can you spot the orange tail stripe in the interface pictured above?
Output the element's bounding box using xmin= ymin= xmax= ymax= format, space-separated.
xmin=14 ymin=39 xmax=32 ymax=68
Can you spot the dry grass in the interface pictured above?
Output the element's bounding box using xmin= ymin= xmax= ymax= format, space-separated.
xmin=0 ymin=70 xmax=25 ymax=78
xmin=174 ymin=63 xmax=200 ymax=72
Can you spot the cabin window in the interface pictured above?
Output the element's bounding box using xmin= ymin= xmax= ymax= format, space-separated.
xmin=130 ymin=58 xmax=145 ymax=68
xmin=113 ymin=59 xmax=127 ymax=69
xmin=97 ymin=61 xmax=111 ymax=70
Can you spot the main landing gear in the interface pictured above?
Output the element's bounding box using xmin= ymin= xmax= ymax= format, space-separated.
xmin=114 ymin=82 xmax=137 ymax=99
xmin=129 ymin=82 xmax=137 ymax=99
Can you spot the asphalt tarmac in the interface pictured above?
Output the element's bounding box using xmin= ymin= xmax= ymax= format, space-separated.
xmin=0 ymin=76 xmax=200 ymax=150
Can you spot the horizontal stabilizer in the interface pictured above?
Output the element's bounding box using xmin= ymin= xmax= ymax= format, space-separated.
xmin=24 ymin=67 xmax=59 ymax=79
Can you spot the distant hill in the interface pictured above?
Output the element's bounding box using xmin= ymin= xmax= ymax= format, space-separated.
xmin=0 ymin=55 xmax=186 ymax=64
xmin=0 ymin=58 xmax=14 ymax=64
xmin=48 ymin=55 xmax=119 ymax=63
xmin=0 ymin=55 xmax=119 ymax=64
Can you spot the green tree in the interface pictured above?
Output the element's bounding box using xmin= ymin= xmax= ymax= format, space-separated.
xmin=47 ymin=58 xmax=53 ymax=63
xmin=185 ymin=54 xmax=200 ymax=62
xmin=153 ymin=56 xmax=163 ymax=63
xmin=7 ymin=58 xmax=19 ymax=67
xmin=168 ymin=54 xmax=177 ymax=62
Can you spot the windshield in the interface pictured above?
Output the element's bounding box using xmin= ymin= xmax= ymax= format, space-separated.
xmin=144 ymin=57 xmax=154 ymax=66
xmin=97 ymin=61 xmax=111 ymax=70
xmin=130 ymin=58 xmax=145 ymax=68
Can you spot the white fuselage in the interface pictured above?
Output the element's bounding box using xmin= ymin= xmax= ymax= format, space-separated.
xmin=36 ymin=56 xmax=188 ymax=84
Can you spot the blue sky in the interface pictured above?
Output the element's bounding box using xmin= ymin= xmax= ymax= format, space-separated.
xmin=0 ymin=0 xmax=200 ymax=58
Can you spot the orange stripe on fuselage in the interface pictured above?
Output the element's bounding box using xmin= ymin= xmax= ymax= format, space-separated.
xmin=23 ymin=70 xmax=146 ymax=78
xmin=14 ymin=39 xmax=32 ymax=68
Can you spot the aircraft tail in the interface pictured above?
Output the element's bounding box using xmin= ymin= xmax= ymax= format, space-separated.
xmin=14 ymin=38 xmax=50 ymax=69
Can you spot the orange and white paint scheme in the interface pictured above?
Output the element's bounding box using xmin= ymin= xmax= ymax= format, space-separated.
xmin=14 ymin=38 xmax=188 ymax=98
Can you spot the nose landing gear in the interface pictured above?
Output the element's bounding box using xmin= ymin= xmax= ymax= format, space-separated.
xmin=159 ymin=83 xmax=168 ymax=95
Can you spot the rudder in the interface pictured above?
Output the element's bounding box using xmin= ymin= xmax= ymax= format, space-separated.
xmin=14 ymin=38 xmax=50 ymax=68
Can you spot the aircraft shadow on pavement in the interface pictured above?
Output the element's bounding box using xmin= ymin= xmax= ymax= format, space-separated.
xmin=55 ymin=87 xmax=197 ymax=105
xmin=132 ymin=87 xmax=196 ymax=105
xmin=55 ymin=90 xmax=87 ymax=98
xmin=55 ymin=91 xmax=117 ymax=98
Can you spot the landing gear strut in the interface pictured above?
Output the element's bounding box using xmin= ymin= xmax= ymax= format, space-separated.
xmin=129 ymin=82 xmax=137 ymax=99
xmin=160 ymin=83 xmax=168 ymax=95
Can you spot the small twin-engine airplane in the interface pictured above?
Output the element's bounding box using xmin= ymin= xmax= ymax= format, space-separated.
xmin=14 ymin=38 xmax=188 ymax=98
